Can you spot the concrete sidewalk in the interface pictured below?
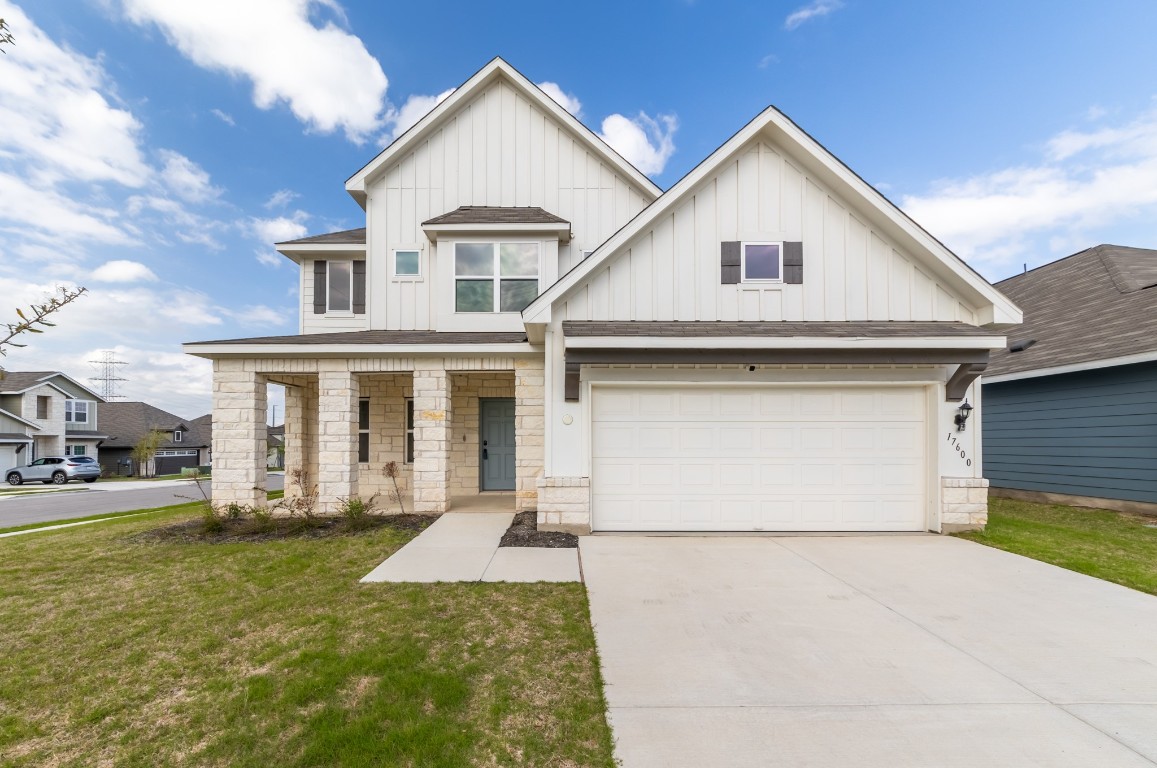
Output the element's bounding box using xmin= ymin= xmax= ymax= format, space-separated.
xmin=360 ymin=512 xmax=581 ymax=583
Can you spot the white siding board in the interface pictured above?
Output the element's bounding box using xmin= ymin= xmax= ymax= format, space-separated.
xmin=652 ymin=215 xmax=675 ymax=321
xmin=845 ymin=214 xmax=868 ymax=321
xmin=823 ymin=196 xmax=847 ymax=321
xmin=758 ymin=144 xmax=782 ymax=233
xmin=867 ymin=232 xmax=890 ymax=320
xmin=802 ymin=179 xmax=826 ymax=320
xmin=674 ymin=201 xmax=697 ymax=321
xmin=632 ymin=238 xmax=653 ymax=320
xmin=890 ymin=251 xmax=912 ymax=321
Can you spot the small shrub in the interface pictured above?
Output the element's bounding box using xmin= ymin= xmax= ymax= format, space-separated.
xmin=337 ymin=494 xmax=379 ymax=530
xmin=199 ymin=507 xmax=225 ymax=534
xmin=244 ymin=507 xmax=276 ymax=534
xmin=383 ymin=461 xmax=405 ymax=514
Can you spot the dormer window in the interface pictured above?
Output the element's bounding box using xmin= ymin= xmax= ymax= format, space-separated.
xmin=174 ymin=430 xmax=182 ymax=442
xmin=454 ymin=242 xmax=540 ymax=313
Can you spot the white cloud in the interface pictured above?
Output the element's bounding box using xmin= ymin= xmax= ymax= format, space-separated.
xmin=120 ymin=0 xmax=389 ymax=141
xmin=598 ymin=112 xmax=678 ymax=176
xmin=901 ymin=104 xmax=1157 ymax=275
xmin=92 ymin=259 xmax=159 ymax=283
xmin=251 ymin=211 xmax=310 ymax=244
xmin=228 ymin=304 xmax=289 ymax=326
xmin=537 ymin=81 xmax=582 ymax=117
xmin=256 ymin=250 xmax=284 ymax=268
xmin=0 ymin=171 xmax=133 ymax=245
xmin=758 ymin=53 xmax=780 ymax=69
xmin=263 ymin=189 xmax=299 ymax=209
xmin=385 ymin=88 xmax=455 ymax=142
xmin=210 ymin=108 xmax=235 ymax=126
xmin=784 ymin=0 xmax=844 ymax=30
xmin=158 ymin=150 xmax=222 ymax=203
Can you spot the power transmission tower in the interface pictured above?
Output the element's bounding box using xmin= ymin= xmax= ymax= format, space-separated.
xmin=89 ymin=350 xmax=128 ymax=400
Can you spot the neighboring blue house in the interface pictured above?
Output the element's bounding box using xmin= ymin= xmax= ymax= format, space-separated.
xmin=983 ymin=244 xmax=1157 ymax=511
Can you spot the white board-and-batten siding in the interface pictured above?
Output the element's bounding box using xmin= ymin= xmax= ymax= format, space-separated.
xmin=363 ymin=78 xmax=654 ymax=332
xmin=301 ymin=262 xmax=370 ymax=335
xmin=559 ymin=141 xmax=979 ymax=324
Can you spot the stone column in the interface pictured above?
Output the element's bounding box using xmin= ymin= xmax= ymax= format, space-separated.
xmin=282 ymin=377 xmax=320 ymax=499
xmin=211 ymin=360 xmax=267 ymax=509
xmin=413 ymin=361 xmax=452 ymax=513
xmin=515 ymin=357 xmax=545 ymax=512
xmin=317 ymin=366 xmax=359 ymax=513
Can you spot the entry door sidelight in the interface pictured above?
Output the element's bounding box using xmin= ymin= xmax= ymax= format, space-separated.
xmin=480 ymin=398 xmax=516 ymax=491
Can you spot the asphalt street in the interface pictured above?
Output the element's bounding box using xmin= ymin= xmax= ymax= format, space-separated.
xmin=0 ymin=474 xmax=285 ymax=528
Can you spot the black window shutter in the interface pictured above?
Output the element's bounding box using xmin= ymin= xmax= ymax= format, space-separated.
xmin=313 ymin=261 xmax=327 ymax=314
xmin=352 ymin=261 xmax=367 ymax=314
xmin=720 ymin=241 xmax=741 ymax=284
xmin=783 ymin=241 xmax=804 ymax=284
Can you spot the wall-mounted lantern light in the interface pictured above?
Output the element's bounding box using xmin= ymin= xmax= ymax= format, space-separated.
xmin=954 ymin=399 xmax=974 ymax=432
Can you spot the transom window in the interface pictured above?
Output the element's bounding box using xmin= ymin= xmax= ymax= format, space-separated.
xmin=394 ymin=249 xmax=420 ymax=277
xmin=742 ymin=242 xmax=782 ymax=282
xmin=65 ymin=400 xmax=90 ymax=424
xmin=454 ymin=242 xmax=539 ymax=313
xmin=328 ymin=260 xmax=353 ymax=312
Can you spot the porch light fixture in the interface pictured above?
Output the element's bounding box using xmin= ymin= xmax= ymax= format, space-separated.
xmin=954 ymin=399 xmax=974 ymax=432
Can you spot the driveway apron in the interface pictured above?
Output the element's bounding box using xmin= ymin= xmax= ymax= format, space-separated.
xmin=580 ymin=535 xmax=1157 ymax=768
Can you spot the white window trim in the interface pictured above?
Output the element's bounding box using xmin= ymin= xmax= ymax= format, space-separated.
xmin=392 ymin=247 xmax=423 ymax=280
xmin=65 ymin=399 xmax=91 ymax=424
xmin=452 ymin=240 xmax=541 ymax=314
xmin=174 ymin=430 xmax=182 ymax=442
xmin=741 ymin=240 xmax=784 ymax=284
xmin=65 ymin=445 xmax=86 ymax=456
xmin=326 ymin=259 xmax=355 ymax=314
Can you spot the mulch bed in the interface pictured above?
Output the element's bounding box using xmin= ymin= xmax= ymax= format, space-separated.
xmin=134 ymin=513 xmax=440 ymax=544
xmin=499 ymin=511 xmax=578 ymax=549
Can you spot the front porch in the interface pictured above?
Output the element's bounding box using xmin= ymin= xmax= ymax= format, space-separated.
xmin=209 ymin=356 xmax=544 ymax=515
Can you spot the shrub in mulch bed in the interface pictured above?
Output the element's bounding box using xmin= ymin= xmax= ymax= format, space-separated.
xmin=134 ymin=513 xmax=440 ymax=544
xmin=500 ymin=511 xmax=578 ymax=548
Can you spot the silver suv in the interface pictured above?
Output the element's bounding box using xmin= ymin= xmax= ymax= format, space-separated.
xmin=5 ymin=457 xmax=101 ymax=485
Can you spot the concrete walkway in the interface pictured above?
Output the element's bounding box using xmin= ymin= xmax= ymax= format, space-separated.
xmin=360 ymin=512 xmax=581 ymax=583
xmin=581 ymin=534 xmax=1157 ymax=768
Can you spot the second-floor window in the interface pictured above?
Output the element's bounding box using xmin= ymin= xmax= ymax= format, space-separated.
xmin=312 ymin=259 xmax=366 ymax=315
xmin=454 ymin=242 xmax=540 ymax=313
xmin=328 ymin=260 xmax=353 ymax=312
xmin=65 ymin=400 xmax=90 ymax=424
xmin=36 ymin=396 xmax=49 ymax=419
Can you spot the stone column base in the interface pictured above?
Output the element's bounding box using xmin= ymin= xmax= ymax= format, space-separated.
xmin=941 ymin=477 xmax=989 ymax=533
xmin=537 ymin=476 xmax=591 ymax=534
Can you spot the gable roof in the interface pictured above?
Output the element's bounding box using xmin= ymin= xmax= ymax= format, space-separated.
xmin=422 ymin=206 xmax=568 ymax=226
xmin=0 ymin=371 xmax=105 ymax=401
xmin=986 ymin=245 xmax=1157 ymax=380
xmin=522 ymin=106 xmax=1021 ymax=329
xmin=345 ymin=57 xmax=662 ymax=208
xmin=98 ymin=402 xmax=209 ymax=449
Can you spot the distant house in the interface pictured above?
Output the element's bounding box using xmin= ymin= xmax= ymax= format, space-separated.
xmin=267 ymin=424 xmax=284 ymax=469
xmin=0 ymin=371 xmax=107 ymax=470
xmin=983 ymin=245 xmax=1157 ymax=512
xmin=98 ymin=402 xmax=211 ymax=477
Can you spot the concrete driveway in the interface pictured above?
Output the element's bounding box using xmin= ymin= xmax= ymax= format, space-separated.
xmin=580 ymin=535 xmax=1157 ymax=767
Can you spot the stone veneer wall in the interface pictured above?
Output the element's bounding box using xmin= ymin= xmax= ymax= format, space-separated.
xmin=358 ymin=373 xmax=412 ymax=500
xmin=211 ymin=361 xmax=268 ymax=508
xmin=449 ymin=371 xmax=516 ymax=496
xmin=514 ymin=359 xmax=544 ymax=513
xmin=941 ymin=476 xmax=989 ymax=533
xmin=537 ymin=476 xmax=590 ymax=534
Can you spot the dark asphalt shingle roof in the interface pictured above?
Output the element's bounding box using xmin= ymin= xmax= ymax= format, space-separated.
xmin=0 ymin=433 xmax=32 ymax=441
xmin=189 ymin=330 xmax=529 ymax=346
xmin=278 ymin=228 xmax=366 ymax=245
xmin=98 ymin=402 xmax=209 ymax=449
xmin=0 ymin=371 xmax=59 ymax=392
xmin=987 ymin=245 xmax=1157 ymax=377
xmin=422 ymin=206 xmax=569 ymax=226
xmin=563 ymin=321 xmax=1003 ymax=338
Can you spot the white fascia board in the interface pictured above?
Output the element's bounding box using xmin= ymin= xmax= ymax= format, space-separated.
xmin=0 ymin=380 xmax=74 ymax=399
xmin=345 ymin=58 xmax=661 ymax=206
xmin=423 ymin=222 xmax=571 ymax=243
xmin=524 ymin=106 xmax=1023 ymax=327
xmin=42 ymin=373 xmax=106 ymax=402
xmin=275 ymin=243 xmax=367 ymax=265
xmin=983 ymin=350 xmax=1157 ymax=384
xmin=565 ymin=335 xmax=1008 ymax=351
xmin=0 ymin=407 xmax=40 ymax=429
xmin=183 ymin=342 xmax=540 ymax=359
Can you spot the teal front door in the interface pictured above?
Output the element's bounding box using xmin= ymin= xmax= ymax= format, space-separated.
xmin=480 ymin=398 xmax=516 ymax=491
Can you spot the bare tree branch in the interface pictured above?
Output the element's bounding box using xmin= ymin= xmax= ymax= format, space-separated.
xmin=0 ymin=18 xmax=14 ymax=53
xmin=0 ymin=286 xmax=88 ymax=359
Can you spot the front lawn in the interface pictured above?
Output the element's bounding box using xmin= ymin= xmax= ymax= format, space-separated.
xmin=0 ymin=505 xmax=615 ymax=767
xmin=958 ymin=496 xmax=1157 ymax=596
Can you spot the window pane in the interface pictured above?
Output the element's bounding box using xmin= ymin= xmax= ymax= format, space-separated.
xmin=406 ymin=432 xmax=414 ymax=464
xmin=455 ymin=243 xmax=493 ymax=276
xmin=406 ymin=399 xmax=414 ymax=429
xmin=358 ymin=432 xmax=370 ymax=463
xmin=359 ymin=399 xmax=370 ymax=430
xmin=456 ymin=279 xmax=494 ymax=312
xmin=394 ymin=250 xmax=420 ymax=276
xmin=500 ymin=279 xmax=539 ymax=312
xmin=328 ymin=260 xmax=352 ymax=310
xmin=744 ymin=243 xmax=781 ymax=280
xmin=500 ymin=243 xmax=538 ymax=276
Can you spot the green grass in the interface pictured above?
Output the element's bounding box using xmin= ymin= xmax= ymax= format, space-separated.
xmin=958 ymin=496 xmax=1157 ymax=595
xmin=0 ymin=507 xmax=614 ymax=766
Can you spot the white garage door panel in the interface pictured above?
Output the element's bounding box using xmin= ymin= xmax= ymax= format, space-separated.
xmin=591 ymin=386 xmax=927 ymax=532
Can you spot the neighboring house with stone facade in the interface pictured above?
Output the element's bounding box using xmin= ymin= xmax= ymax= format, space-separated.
xmin=184 ymin=57 xmax=1020 ymax=534
xmin=0 ymin=371 xmax=107 ymax=471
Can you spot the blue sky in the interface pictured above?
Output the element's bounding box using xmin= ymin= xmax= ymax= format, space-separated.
xmin=2 ymin=0 xmax=1157 ymax=418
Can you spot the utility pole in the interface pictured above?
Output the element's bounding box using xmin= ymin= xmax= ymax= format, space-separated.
xmin=88 ymin=350 xmax=128 ymax=400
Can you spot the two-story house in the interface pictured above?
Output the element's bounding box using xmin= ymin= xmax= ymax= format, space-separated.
xmin=185 ymin=58 xmax=1020 ymax=534
xmin=0 ymin=371 xmax=107 ymax=470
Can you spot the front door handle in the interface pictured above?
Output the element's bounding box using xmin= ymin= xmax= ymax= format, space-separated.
xmin=482 ymin=448 xmax=488 ymax=460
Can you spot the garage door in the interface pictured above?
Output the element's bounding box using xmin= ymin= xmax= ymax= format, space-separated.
xmin=591 ymin=385 xmax=927 ymax=532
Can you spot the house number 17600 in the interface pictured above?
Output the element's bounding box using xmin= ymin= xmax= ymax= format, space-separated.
xmin=946 ymin=433 xmax=972 ymax=467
